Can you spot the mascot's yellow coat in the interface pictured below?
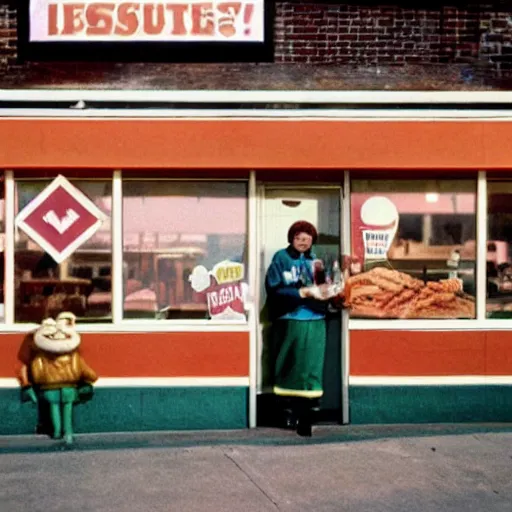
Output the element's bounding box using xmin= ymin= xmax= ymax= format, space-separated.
xmin=29 ymin=352 xmax=97 ymax=390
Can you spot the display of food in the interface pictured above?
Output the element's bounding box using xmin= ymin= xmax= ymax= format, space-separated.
xmin=343 ymin=266 xmax=475 ymax=319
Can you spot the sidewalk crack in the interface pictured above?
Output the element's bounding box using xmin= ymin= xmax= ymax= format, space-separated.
xmin=224 ymin=452 xmax=281 ymax=510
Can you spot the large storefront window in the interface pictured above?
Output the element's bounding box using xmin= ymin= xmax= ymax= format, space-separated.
xmin=15 ymin=180 xmax=112 ymax=323
xmin=487 ymin=181 xmax=512 ymax=318
xmin=349 ymin=179 xmax=477 ymax=319
xmin=122 ymin=181 xmax=248 ymax=320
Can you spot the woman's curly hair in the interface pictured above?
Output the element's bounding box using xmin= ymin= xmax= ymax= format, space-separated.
xmin=287 ymin=221 xmax=318 ymax=244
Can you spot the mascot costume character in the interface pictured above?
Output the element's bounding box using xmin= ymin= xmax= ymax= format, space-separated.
xmin=18 ymin=312 xmax=97 ymax=444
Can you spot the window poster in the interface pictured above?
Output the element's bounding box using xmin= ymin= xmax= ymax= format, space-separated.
xmin=345 ymin=190 xmax=476 ymax=320
xmin=189 ymin=260 xmax=248 ymax=320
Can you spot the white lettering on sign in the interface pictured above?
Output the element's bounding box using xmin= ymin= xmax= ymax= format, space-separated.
xmin=29 ymin=0 xmax=265 ymax=42
xmin=43 ymin=209 xmax=80 ymax=234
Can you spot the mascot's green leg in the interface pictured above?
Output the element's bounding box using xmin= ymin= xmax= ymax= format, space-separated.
xmin=49 ymin=403 xmax=62 ymax=439
xmin=62 ymin=402 xmax=74 ymax=445
xmin=61 ymin=387 xmax=78 ymax=445
xmin=42 ymin=389 xmax=63 ymax=439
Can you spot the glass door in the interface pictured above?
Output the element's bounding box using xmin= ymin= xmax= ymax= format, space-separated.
xmin=257 ymin=186 xmax=343 ymax=425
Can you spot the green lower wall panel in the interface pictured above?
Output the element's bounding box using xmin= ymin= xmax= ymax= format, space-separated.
xmin=0 ymin=387 xmax=248 ymax=435
xmin=350 ymin=385 xmax=512 ymax=424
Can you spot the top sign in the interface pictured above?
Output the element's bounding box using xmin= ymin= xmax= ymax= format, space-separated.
xmin=29 ymin=0 xmax=265 ymax=42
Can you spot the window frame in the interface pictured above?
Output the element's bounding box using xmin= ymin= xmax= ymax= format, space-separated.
xmin=120 ymin=176 xmax=250 ymax=324
xmin=12 ymin=175 xmax=114 ymax=324
xmin=2 ymin=170 xmax=252 ymax=331
xmin=2 ymin=169 xmax=510 ymax=331
xmin=348 ymin=171 xmax=491 ymax=330
xmin=483 ymin=178 xmax=512 ymax=320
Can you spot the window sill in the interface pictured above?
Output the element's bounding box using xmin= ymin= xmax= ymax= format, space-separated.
xmin=349 ymin=318 xmax=512 ymax=331
xmin=0 ymin=319 xmax=250 ymax=334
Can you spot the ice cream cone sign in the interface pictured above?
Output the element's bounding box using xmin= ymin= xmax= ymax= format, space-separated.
xmin=354 ymin=196 xmax=399 ymax=268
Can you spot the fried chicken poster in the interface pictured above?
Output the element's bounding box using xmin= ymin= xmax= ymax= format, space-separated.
xmin=343 ymin=267 xmax=475 ymax=319
xmin=346 ymin=195 xmax=475 ymax=319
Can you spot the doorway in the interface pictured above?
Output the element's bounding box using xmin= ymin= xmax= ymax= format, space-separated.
xmin=256 ymin=185 xmax=344 ymax=426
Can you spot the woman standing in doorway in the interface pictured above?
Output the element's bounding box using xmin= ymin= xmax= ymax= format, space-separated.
xmin=265 ymin=221 xmax=330 ymax=437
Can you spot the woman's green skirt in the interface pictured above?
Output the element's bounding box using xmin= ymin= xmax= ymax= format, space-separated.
xmin=272 ymin=319 xmax=326 ymax=399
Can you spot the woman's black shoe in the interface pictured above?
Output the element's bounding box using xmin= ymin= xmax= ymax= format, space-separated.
xmin=296 ymin=418 xmax=312 ymax=437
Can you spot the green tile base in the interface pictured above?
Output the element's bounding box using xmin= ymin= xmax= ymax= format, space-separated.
xmin=350 ymin=385 xmax=512 ymax=424
xmin=6 ymin=384 xmax=512 ymax=434
xmin=0 ymin=387 xmax=248 ymax=435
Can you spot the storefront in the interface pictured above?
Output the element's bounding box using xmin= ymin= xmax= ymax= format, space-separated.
xmin=1 ymin=91 xmax=512 ymax=435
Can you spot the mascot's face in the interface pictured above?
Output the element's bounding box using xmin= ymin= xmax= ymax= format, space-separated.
xmin=34 ymin=312 xmax=81 ymax=354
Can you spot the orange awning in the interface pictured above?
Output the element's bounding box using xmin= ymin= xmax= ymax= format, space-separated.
xmin=1 ymin=117 xmax=511 ymax=170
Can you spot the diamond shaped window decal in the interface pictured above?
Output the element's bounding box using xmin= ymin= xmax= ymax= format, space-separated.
xmin=15 ymin=175 xmax=108 ymax=264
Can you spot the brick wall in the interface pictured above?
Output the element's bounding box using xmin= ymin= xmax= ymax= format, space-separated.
xmin=275 ymin=3 xmax=446 ymax=65
xmin=479 ymin=10 xmax=512 ymax=75
xmin=1 ymin=2 xmax=512 ymax=88
xmin=274 ymin=3 xmax=511 ymax=68
xmin=0 ymin=1 xmax=16 ymax=74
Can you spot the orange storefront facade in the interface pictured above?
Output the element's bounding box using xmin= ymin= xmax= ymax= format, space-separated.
xmin=2 ymin=103 xmax=512 ymax=434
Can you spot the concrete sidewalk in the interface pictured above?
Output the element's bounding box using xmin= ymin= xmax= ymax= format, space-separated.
xmin=1 ymin=424 xmax=512 ymax=512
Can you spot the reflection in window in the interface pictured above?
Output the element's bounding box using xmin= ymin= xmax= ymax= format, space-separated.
xmin=122 ymin=181 xmax=248 ymax=320
xmin=487 ymin=181 xmax=512 ymax=318
xmin=349 ymin=179 xmax=476 ymax=319
xmin=15 ymin=180 xmax=112 ymax=323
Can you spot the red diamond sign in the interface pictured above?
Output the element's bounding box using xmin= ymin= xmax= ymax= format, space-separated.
xmin=15 ymin=175 xmax=108 ymax=264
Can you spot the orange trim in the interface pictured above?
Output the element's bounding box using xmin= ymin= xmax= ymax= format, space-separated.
xmin=484 ymin=331 xmax=512 ymax=375
xmin=2 ymin=118 xmax=512 ymax=169
xmin=351 ymin=330 xmax=512 ymax=377
xmin=4 ymin=329 xmax=512 ymax=381
xmin=3 ymin=331 xmax=249 ymax=379
xmin=350 ymin=330 xmax=487 ymax=376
